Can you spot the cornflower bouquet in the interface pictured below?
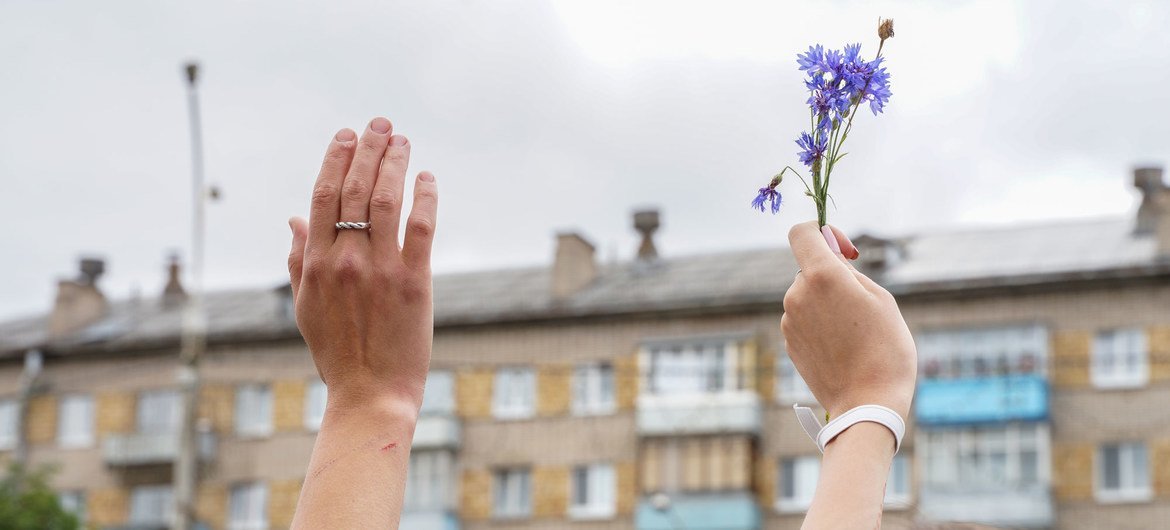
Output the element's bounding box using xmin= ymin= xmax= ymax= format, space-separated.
xmin=752 ymin=19 xmax=895 ymax=226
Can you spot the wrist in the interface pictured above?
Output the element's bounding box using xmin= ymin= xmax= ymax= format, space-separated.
xmin=324 ymin=388 xmax=420 ymax=427
xmin=823 ymin=421 xmax=897 ymax=460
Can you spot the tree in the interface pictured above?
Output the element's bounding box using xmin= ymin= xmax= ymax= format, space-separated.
xmin=0 ymin=464 xmax=80 ymax=530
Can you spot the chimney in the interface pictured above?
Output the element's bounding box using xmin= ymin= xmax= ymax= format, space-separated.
xmin=1133 ymin=166 xmax=1170 ymax=256
xmin=634 ymin=209 xmax=660 ymax=261
xmin=552 ymin=232 xmax=597 ymax=299
xmin=853 ymin=234 xmax=900 ymax=277
xmin=162 ymin=253 xmax=187 ymax=308
xmin=48 ymin=257 xmax=109 ymax=337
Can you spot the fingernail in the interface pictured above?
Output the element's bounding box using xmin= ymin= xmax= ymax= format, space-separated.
xmin=335 ymin=129 xmax=356 ymax=142
xmin=391 ymin=135 xmax=408 ymax=147
xmin=821 ymin=225 xmax=842 ymax=254
xmin=370 ymin=117 xmax=391 ymax=134
xmin=419 ymin=172 xmax=435 ymax=182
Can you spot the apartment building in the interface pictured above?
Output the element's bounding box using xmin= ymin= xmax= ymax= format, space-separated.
xmin=0 ymin=166 xmax=1168 ymax=530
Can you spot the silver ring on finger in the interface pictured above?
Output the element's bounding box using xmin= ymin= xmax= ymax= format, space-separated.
xmin=335 ymin=221 xmax=372 ymax=231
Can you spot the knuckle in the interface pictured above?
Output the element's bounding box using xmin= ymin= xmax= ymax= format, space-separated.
xmin=802 ymin=268 xmax=833 ymax=288
xmin=311 ymin=184 xmax=340 ymax=208
xmin=382 ymin=149 xmax=408 ymax=165
xmin=341 ymin=180 xmax=370 ymax=201
xmin=407 ymin=216 xmax=435 ymax=238
xmin=369 ymin=191 xmax=399 ymax=212
xmin=287 ymin=251 xmax=301 ymax=274
xmin=400 ymin=275 xmax=431 ymax=304
xmin=333 ymin=251 xmax=363 ymax=282
xmin=325 ymin=144 xmax=353 ymax=162
xmin=304 ymin=256 xmax=328 ymax=280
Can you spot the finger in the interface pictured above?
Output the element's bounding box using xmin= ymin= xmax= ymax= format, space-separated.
xmin=825 ymin=224 xmax=859 ymax=260
xmin=369 ymin=134 xmax=410 ymax=254
xmin=339 ymin=117 xmax=394 ymax=230
xmin=401 ymin=172 xmax=438 ymax=268
xmin=287 ymin=217 xmax=309 ymax=302
xmin=307 ymin=129 xmax=357 ymax=251
xmin=788 ymin=221 xmax=850 ymax=279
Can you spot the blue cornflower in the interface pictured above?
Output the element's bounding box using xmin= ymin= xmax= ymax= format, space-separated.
xmin=796 ymin=132 xmax=828 ymax=167
xmin=862 ymin=61 xmax=892 ymax=114
xmin=751 ymin=187 xmax=782 ymax=214
xmin=805 ymin=76 xmax=851 ymax=132
xmin=796 ymin=45 xmax=826 ymax=73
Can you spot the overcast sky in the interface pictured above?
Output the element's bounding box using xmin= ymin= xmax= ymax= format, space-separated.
xmin=2 ymin=0 xmax=1168 ymax=320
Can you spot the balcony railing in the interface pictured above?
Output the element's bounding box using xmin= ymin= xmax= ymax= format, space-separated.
xmin=412 ymin=415 xmax=461 ymax=450
xmin=919 ymin=486 xmax=1053 ymax=528
xmin=636 ymin=391 xmax=761 ymax=436
xmin=915 ymin=374 xmax=1048 ymax=426
xmin=103 ymin=431 xmax=216 ymax=467
xmin=635 ymin=492 xmax=759 ymax=530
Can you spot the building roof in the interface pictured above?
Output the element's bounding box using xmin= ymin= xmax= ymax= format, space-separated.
xmin=1 ymin=216 xmax=1165 ymax=358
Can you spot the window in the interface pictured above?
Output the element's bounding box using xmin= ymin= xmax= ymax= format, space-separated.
xmin=304 ymin=379 xmax=327 ymax=431
xmin=406 ymin=451 xmax=452 ymax=512
xmin=1096 ymin=442 xmax=1150 ymax=502
xmin=776 ymin=355 xmax=814 ymax=402
xmin=57 ymin=394 xmax=95 ymax=448
xmin=646 ymin=339 xmax=743 ymax=395
xmin=137 ymin=390 xmax=180 ymax=434
xmin=492 ymin=368 xmax=535 ymax=420
xmin=1092 ymin=329 xmax=1148 ymax=389
xmin=923 ymin=423 xmax=1048 ymax=490
xmin=777 ymin=456 xmax=820 ymax=512
xmin=0 ymin=399 xmax=19 ymax=450
xmin=492 ymin=468 xmax=531 ymax=518
xmin=570 ymin=463 xmax=615 ymax=519
xmin=421 ymin=371 xmax=454 ymax=416
xmin=229 ymin=482 xmax=268 ymax=530
xmin=884 ymin=454 xmax=911 ymax=507
xmin=235 ymin=384 xmax=273 ymax=437
xmin=916 ymin=325 xmax=1048 ymax=380
xmin=129 ymin=485 xmax=173 ymax=526
xmin=572 ymin=363 xmax=615 ymax=415
xmin=58 ymin=490 xmax=86 ymax=523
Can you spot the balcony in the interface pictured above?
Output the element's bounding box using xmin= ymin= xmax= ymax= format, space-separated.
xmin=412 ymin=415 xmax=461 ymax=450
xmin=635 ymin=492 xmax=759 ymax=530
xmin=915 ymin=374 xmax=1048 ymax=426
xmin=400 ymin=510 xmax=459 ymax=530
xmin=636 ymin=391 xmax=761 ymax=437
xmin=103 ymin=431 xmax=216 ymax=467
xmin=919 ymin=486 xmax=1053 ymax=528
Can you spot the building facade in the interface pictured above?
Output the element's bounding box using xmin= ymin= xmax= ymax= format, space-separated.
xmin=1 ymin=167 xmax=1169 ymax=529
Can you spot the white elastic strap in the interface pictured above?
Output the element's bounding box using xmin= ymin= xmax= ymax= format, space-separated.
xmin=792 ymin=403 xmax=905 ymax=454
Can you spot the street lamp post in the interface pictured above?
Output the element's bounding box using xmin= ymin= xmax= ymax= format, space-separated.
xmin=174 ymin=61 xmax=208 ymax=530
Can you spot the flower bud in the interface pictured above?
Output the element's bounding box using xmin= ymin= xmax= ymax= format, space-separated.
xmin=878 ymin=18 xmax=895 ymax=42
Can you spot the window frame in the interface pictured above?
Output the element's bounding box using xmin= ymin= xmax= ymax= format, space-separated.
xmin=136 ymin=389 xmax=181 ymax=435
xmin=228 ymin=481 xmax=269 ymax=530
xmin=916 ymin=325 xmax=1049 ymax=381
xmin=304 ymin=379 xmax=327 ymax=431
xmin=492 ymin=367 xmax=535 ymax=420
xmin=405 ymin=450 xmax=453 ymax=512
xmin=57 ymin=394 xmax=95 ymax=449
xmin=568 ymin=462 xmax=616 ymax=520
xmin=571 ymin=362 xmax=616 ymax=416
xmin=776 ymin=455 xmax=820 ymax=513
xmin=421 ymin=370 xmax=455 ymax=416
xmin=234 ymin=383 xmax=274 ymax=438
xmin=129 ymin=484 xmax=174 ymax=526
xmin=492 ymin=467 xmax=532 ymax=519
xmin=920 ymin=423 xmax=1050 ymax=490
xmin=1091 ymin=328 xmax=1149 ymax=390
xmin=884 ymin=453 xmax=912 ymax=508
xmin=776 ymin=354 xmax=815 ymax=403
xmin=0 ymin=399 xmax=16 ymax=450
xmin=1095 ymin=441 xmax=1152 ymax=503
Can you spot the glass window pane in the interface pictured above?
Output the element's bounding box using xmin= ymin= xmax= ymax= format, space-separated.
xmin=1102 ymin=445 xmax=1121 ymax=490
xmin=780 ymin=459 xmax=796 ymax=499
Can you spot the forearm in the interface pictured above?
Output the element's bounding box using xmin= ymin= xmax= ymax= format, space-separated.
xmin=291 ymin=394 xmax=419 ymax=530
xmin=802 ymin=422 xmax=895 ymax=530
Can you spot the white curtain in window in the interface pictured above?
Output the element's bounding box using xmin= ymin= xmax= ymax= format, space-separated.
xmin=0 ymin=400 xmax=16 ymax=449
xmin=304 ymin=379 xmax=327 ymax=430
xmin=492 ymin=368 xmax=534 ymax=418
xmin=57 ymin=395 xmax=94 ymax=447
xmin=229 ymin=482 xmax=268 ymax=530
xmin=137 ymin=390 xmax=180 ymax=434
xmin=130 ymin=485 xmax=174 ymax=525
xmin=421 ymin=371 xmax=454 ymax=415
xmin=235 ymin=384 xmax=273 ymax=436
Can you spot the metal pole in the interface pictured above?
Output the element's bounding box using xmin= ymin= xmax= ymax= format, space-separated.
xmin=174 ymin=61 xmax=207 ymax=530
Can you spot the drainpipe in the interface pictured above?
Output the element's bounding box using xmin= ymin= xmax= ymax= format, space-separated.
xmin=14 ymin=349 xmax=44 ymax=466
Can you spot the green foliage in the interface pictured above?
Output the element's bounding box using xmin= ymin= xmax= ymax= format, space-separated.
xmin=0 ymin=464 xmax=80 ymax=530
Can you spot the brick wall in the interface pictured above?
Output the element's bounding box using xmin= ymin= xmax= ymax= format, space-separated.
xmin=532 ymin=465 xmax=568 ymax=517
xmin=1150 ymin=326 xmax=1170 ymax=382
xmin=615 ymin=353 xmax=638 ymax=411
xmin=196 ymin=483 xmax=227 ymax=530
xmin=272 ymin=379 xmax=306 ymax=432
xmin=95 ymin=390 xmax=134 ymax=437
xmin=199 ymin=384 xmax=234 ymax=433
xmin=616 ymin=460 xmax=637 ymax=515
xmin=1053 ymin=442 xmax=1094 ymax=501
xmin=25 ymin=394 xmax=56 ymax=444
xmin=1052 ymin=330 xmax=1091 ymax=388
xmin=460 ymin=468 xmax=492 ymax=521
xmin=269 ymin=478 xmax=303 ymax=528
xmin=456 ymin=369 xmax=493 ymax=420
xmin=87 ymin=486 xmax=128 ymax=527
xmin=536 ymin=366 xmax=570 ymax=417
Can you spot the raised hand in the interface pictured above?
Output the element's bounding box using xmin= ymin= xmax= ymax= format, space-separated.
xmin=287 ymin=117 xmax=437 ymax=530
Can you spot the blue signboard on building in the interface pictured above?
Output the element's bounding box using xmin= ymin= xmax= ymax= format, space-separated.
xmin=915 ymin=374 xmax=1048 ymax=426
xmin=636 ymin=492 xmax=760 ymax=530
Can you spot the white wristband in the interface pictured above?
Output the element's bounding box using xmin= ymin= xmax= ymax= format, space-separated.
xmin=793 ymin=404 xmax=905 ymax=454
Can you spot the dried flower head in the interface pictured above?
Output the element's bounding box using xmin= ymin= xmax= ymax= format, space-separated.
xmin=878 ymin=18 xmax=895 ymax=42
